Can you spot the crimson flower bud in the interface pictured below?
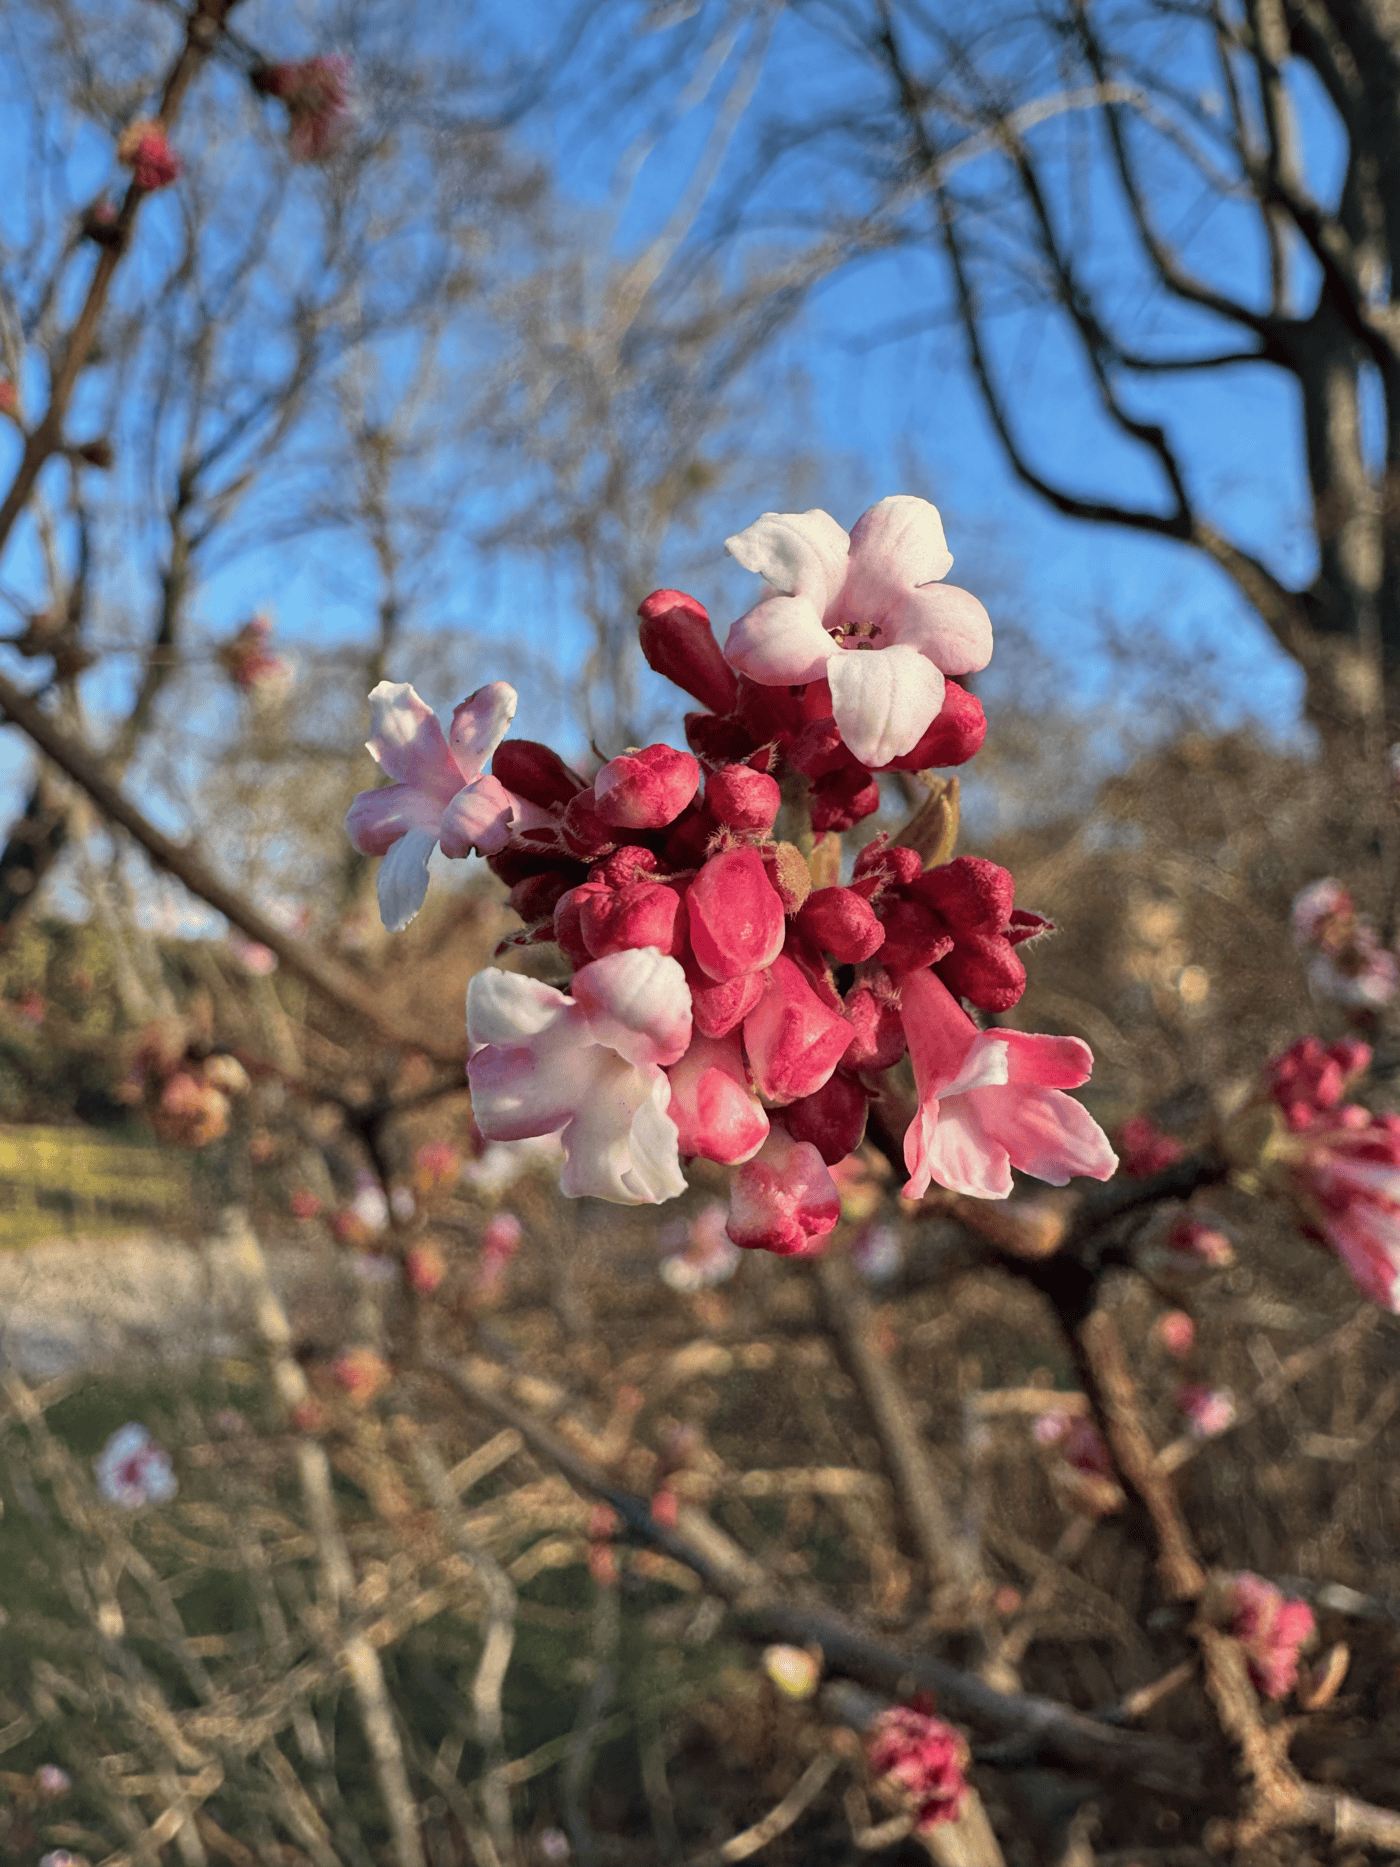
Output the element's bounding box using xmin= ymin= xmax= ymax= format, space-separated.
xmin=580 ymin=879 xmax=687 ymax=959
xmin=687 ymin=847 xmax=785 ymax=981
xmin=878 ymin=679 xmax=986 ymax=770
xmin=594 ymin=744 xmax=699 ymax=829
xmin=638 ymin=589 xmax=739 ymax=717
xmin=744 ymin=954 xmax=853 ymax=1103
xmin=782 ymin=1069 xmax=868 ymax=1163
xmin=726 ymin=1125 xmax=841 ymax=1255
xmin=706 ymin=763 xmax=781 ymax=832
xmin=797 ymin=886 xmax=886 ymax=963
xmin=491 ymin=739 xmax=585 ymax=809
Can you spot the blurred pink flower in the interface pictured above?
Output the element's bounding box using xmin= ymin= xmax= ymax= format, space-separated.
xmin=117 ymin=119 xmax=182 ymax=190
xmin=1225 ymin=1572 xmax=1314 ymax=1700
xmin=866 ymin=1703 xmax=969 ymax=1831
xmin=1154 ymin=1310 xmax=1196 ymax=1358
xmin=1175 ymin=1382 xmax=1235 ymax=1438
xmin=95 ymin=1424 xmax=177 ymax=1508
xmin=257 ymin=54 xmax=355 ymax=162
xmin=659 ymin=1200 xmax=741 ymax=1290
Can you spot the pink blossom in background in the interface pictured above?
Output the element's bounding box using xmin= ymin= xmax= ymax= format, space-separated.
xmin=95 ymin=1424 xmax=177 ymax=1508
xmin=865 ymin=1703 xmax=970 ymax=1831
xmin=257 ymin=54 xmax=355 ymax=162
xmin=1225 ymin=1572 xmax=1315 ymax=1700
xmin=900 ymin=968 xmax=1117 ymax=1200
xmin=850 ymin=1220 xmax=903 ymax=1283
xmin=658 ymin=1201 xmax=741 ymax=1290
xmin=116 ymin=119 xmax=182 ymax=190
xmin=218 ymin=612 xmax=294 ymax=704
xmin=1116 ymin=1115 xmax=1186 ymax=1178
xmin=1265 ymin=1034 xmax=1371 ymax=1128
xmin=35 ymin=1764 xmax=72 ymax=1800
xmin=723 ymin=497 xmax=993 ymax=766
xmin=414 ymin=1139 xmax=462 ymax=1194
xmin=332 ymin=1346 xmax=391 ymax=1402
xmin=1175 ymin=1382 xmax=1235 ymax=1438
xmin=467 ymin=948 xmax=691 ymax=1204
xmin=405 ymin=1241 xmax=446 ymax=1295
xmin=1033 ymin=1409 xmax=1113 ymax=1479
xmin=1291 ymin=878 xmax=1399 ymax=1008
xmin=346 ymin=680 xmax=551 ymax=931
xmin=1154 ymin=1310 xmax=1196 ymax=1357
xmin=1166 ymin=1214 xmax=1235 ymax=1265
xmin=289 ymin=1189 xmax=322 ymax=1220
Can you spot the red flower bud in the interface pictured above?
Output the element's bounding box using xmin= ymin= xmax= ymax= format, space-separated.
xmin=491 ymin=739 xmax=585 ymax=809
xmin=782 ymin=1069 xmax=868 ymax=1164
xmin=797 ymin=886 xmax=886 ymax=963
xmin=638 ymin=589 xmax=739 ymax=716
xmin=706 ymin=764 xmax=781 ymax=833
xmin=878 ymin=679 xmax=986 ymax=770
xmin=580 ymin=880 xmax=687 ymax=959
xmin=687 ymin=847 xmax=786 ymax=982
xmin=842 ymin=981 xmax=907 ymax=1072
xmin=594 ymin=744 xmax=699 ymax=829
xmin=744 ymin=955 xmax=853 ymax=1103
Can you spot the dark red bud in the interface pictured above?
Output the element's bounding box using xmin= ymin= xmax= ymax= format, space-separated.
xmin=492 ymin=740 xmax=586 ymax=809
xmin=638 ymin=589 xmax=739 ymax=716
xmin=797 ymin=886 xmax=886 ymax=963
xmin=782 ymin=1070 xmax=868 ymax=1164
xmin=706 ymin=764 xmax=781 ymax=833
xmin=878 ymin=680 xmax=987 ymax=771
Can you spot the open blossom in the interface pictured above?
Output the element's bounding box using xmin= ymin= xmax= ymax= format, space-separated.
xmin=1264 ymin=1037 xmax=1400 ymax=1310
xmin=256 ymin=55 xmax=355 ymax=162
xmin=900 ymin=969 xmax=1117 ymax=1200
xmin=95 ymin=1424 xmax=177 ymax=1508
xmin=865 ymin=1704 xmax=969 ymax=1831
xmin=1291 ymin=878 xmax=1398 ymax=1008
xmin=117 ymin=119 xmax=182 ymax=190
xmin=346 ymin=681 xmax=550 ymax=931
xmin=467 ymin=947 xmax=691 ymax=1204
xmin=1224 ymin=1572 xmax=1315 ymax=1700
xmin=722 ymin=497 xmax=993 ymax=767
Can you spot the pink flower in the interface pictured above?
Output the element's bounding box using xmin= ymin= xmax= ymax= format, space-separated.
xmin=405 ymin=1241 xmax=446 ymax=1295
xmin=1175 ymin=1382 xmax=1235 ymax=1437
xmin=722 ymin=497 xmax=993 ymax=767
xmin=117 ymin=119 xmax=182 ymax=190
xmin=289 ymin=1189 xmax=322 ymax=1219
xmin=1225 ymin=1572 xmax=1314 ymax=1700
xmin=346 ymin=680 xmax=550 ymax=931
xmin=219 ymin=612 xmax=294 ymax=701
xmin=414 ymin=1139 xmax=462 ymax=1193
xmin=1116 ymin=1115 xmax=1186 ymax=1178
xmin=257 ymin=55 xmax=355 ymax=162
xmin=332 ymin=1346 xmax=391 ymax=1403
xmin=467 ymin=947 xmax=692 ymax=1204
xmin=659 ymin=1200 xmax=742 ymax=1289
xmin=1265 ymin=1035 xmax=1371 ymax=1130
xmin=1292 ymin=880 xmax=1399 ymax=1007
xmin=725 ymin=1125 xmax=840 ymax=1255
xmin=1166 ymin=1214 xmax=1234 ymax=1265
xmin=1154 ymin=1310 xmax=1196 ymax=1357
xmin=742 ymin=954 xmax=854 ymax=1104
xmin=1276 ymin=1103 xmax=1400 ymax=1309
xmin=900 ymin=968 xmax=1117 ymax=1200
xmin=666 ymin=1030 xmax=769 ymax=1164
xmin=95 ymin=1424 xmax=177 ymax=1508
xmin=866 ymin=1704 xmax=969 ymax=1831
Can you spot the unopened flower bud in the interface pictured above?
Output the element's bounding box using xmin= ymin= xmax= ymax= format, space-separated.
xmin=638 ymin=588 xmax=739 ymax=716
xmin=593 ymin=744 xmax=699 ymax=829
xmin=117 ymin=120 xmax=182 ymax=191
xmin=705 ymin=763 xmax=780 ymax=832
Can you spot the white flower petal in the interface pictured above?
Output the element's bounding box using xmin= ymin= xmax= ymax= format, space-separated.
xmin=724 ymin=593 xmax=837 ymax=686
xmin=919 ymin=1102 xmax=1014 ymax=1199
xmin=449 ymin=682 xmax=518 ymax=779
xmin=882 ymin=581 xmax=994 ymax=676
xmin=724 ymin=508 xmax=850 ymax=607
xmin=828 ymin=642 xmax=946 ymax=766
xmin=843 ymin=496 xmax=954 ymax=607
xmin=467 ymin=968 xmax=573 ymax=1047
xmin=559 ymin=1056 xmax=686 ymax=1204
xmin=365 ymin=682 xmax=460 ymax=804
xmin=571 ymin=948 xmax=692 ymax=1069
xmin=375 ymin=827 xmax=439 ymax=932
xmin=345 ymin=782 xmax=442 ymax=857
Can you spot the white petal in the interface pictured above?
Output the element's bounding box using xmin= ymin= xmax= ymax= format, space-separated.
xmin=376 ymin=827 xmax=438 ymax=932
xmin=920 ymin=1101 xmax=1013 ymax=1199
xmin=449 ymin=682 xmax=517 ymax=779
xmin=559 ymin=1056 xmax=686 ymax=1204
xmin=365 ymin=682 xmax=460 ymax=804
xmin=941 ymin=1034 xmax=1011 ymax=1100
xmin=723 ymin=593 xmax=838 ymax=686
xmin=844 ymin=495 xmax=954 ymax=599
xmin=467 ymin=968 xmax=572 ymax=1047
xmin=725 ymin=508 xmax=850 ymax=608
xmin=828 ymin=643 xmax=946 ymax=767
xmin=345 ymin=782 xmax=442 ymax=857
xmin=572 ymin=948 xmax=692 ymax=1068
xmin=468 ymin=1021 xmax=598 ymax=1142
xmin=439 ymin=774 xmax=516 ymax=858
xmin=882 ymin=582 xmax=994 ymax=676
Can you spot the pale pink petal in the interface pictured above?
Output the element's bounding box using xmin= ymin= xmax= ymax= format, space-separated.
xmin=939 ymin=1033 xmax=1011 ymax=1099
xmin=880 ymin=582 xmax=994 ymax=677
xmin=724 ymin=508 xmax=851 ymax=607
xmin=448 ymin=682 xmax=518 ymax=780
xmin=439 ymin=774 xmax=518 ymax=858
xmin=972 ymin=1084 xmax=1119 ymax=1186
xmin=365 ymin=681 xmax=461 ymax=805
xmin=840 ymin=496 xmax=954 ymax=614
xmin=726 ymin=1126 xmax=840 ymax=1255
xmin=376 ymin=827 xmax=439 ymax=932
xmin=571 ymin=948 xmax=693 ymax=1069
xmin=345 ymin=783 xmax=441 ymax=857
xmin=667 ymin=1031 xmax=769 ymax=1164
xmin=467 ymin=967 xmax=573 ymax=1047
xmin=1324 ymin=1206 xmax=1400 ymax=1310
xmin=559 ymin=1056 xmax=687 ymax=1204
xmin=723 ymin=593 xmax=838 ymax=686
xmin=905 ymin=1101 xmax=1013 ymax=1200
xmin=828 ymin=642 xmax=946 ymax=767
xmin=468 ymin=1012 xmax=599 ymax=1142
xmin=1000 ymin=1029 xmax=1094 ymax=1091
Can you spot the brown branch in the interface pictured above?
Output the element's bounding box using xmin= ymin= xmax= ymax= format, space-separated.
xmin=0 ymin=663 xmax=462 ymax=1063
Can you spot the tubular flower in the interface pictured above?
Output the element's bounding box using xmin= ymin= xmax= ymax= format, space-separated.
xmin=347 ymin=681 xmax=551 ymax=931
xmin=467 ymin=947 xmax=692 ymax=1205
xmin=723 ymin=496 xmax=992 ymax=767
xmin=901 ymin=969 xmax=1117 ymax=1201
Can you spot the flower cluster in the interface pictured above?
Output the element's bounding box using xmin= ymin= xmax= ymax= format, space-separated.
xmin=117 ymin=120 xmax=183 ymax=192
xmin=865 ymin=1702 xmax=969 ymax=1831
xmin=253 ymin=55 xmax=355 ymax=162
xmin=218 ymin=611 xmax=295 ymax=705
xmin=1262 ymin=1036 xmax=1400 ymax=1311
xmin=1222 ymin=1571 xmax=1315 ymax=1700
xmin=348 ymin=498 xmax=1117 ymax=1249
xmin=94 ymin=1423 xmax=177 ymax=1509
xmin=1291 ymin=878 xmax=1397 ymax=1009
